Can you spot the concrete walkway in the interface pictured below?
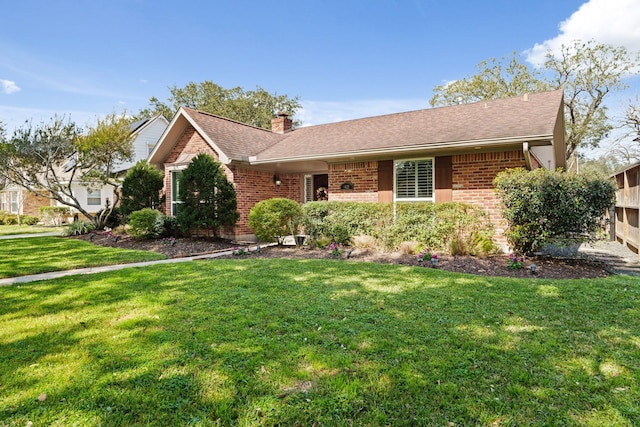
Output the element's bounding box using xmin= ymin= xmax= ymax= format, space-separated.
xmin=578 ymin=240 xmax=640 ymax=276
xmin=0 ymin=231 xmax=61 ymax=239
xmin=0 ymin=249 xmax=239 ymax=286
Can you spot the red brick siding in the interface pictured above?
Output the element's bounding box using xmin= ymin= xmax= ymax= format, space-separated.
xmin=328 ymin=161 xmax=379 ymax=202
xmin=23 ymin=191 xmax=52 ymax=217
xmin=163 ymin=126 xmax=218 ymax=216
xmin=162 ymin=125 xmax=302 ymax=239
xmin=451 ymin=150 xmax=526 ymax=246
xmin=231 ymin=167 xmax=302 ymax=237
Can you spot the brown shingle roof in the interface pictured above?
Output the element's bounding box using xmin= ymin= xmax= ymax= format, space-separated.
xmin=182 ymin=108 xmax=284 ymax=160
xmin=253 ymin=90 xmax=563 ymax=162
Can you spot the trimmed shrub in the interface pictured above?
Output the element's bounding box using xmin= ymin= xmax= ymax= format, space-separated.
xmin=128 ymin=208 xmax=165 ymax=238
xmin=2 ymin=214 xmax=18 ymax=225
xmin=301 ymin=201 xmax=496 ymax=254
xmin=20 ymin=215 xmax=40 ymax=225
xmin=40 ymin=206 xmax=71 ymax=226
xmin=248 ymin=198 xmax=303 ymax=244
xmin=494 ymin=167 xmax=617 ymax=255
xmin=301 ymin=201 xmax=391 ymax=246
xmin=62 ymin=220 xmax=96 ymax=236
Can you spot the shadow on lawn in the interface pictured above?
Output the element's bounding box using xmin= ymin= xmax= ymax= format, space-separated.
xmin=1 ymin=259 xmax=639 ymax=425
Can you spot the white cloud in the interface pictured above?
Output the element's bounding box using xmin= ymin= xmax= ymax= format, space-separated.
xmin=298 ymin=98 xmax=428 ymax=127
xmin=0 ymin=79 xmax=20 ymax=94
xmin=525 ymin=0 xmax=640 ymax=66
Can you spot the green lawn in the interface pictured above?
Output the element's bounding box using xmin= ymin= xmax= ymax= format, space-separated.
xmin=0 ymin=236 xmax=166 ymax=278
xmin=1 ymin=258 xmax=638 ymax=426
xmin=0 ymin=224 xmax=63 ymax=236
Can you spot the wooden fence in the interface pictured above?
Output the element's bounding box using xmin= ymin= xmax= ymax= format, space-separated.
xmin=612 ymin=163 xmax=640 ymax=257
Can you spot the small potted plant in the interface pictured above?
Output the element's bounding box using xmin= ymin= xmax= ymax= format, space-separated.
xmin=430 ymin=254 xmax=439 ymax=267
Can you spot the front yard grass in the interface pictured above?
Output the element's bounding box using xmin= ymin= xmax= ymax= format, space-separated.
xmin=0 ymin=224 xmax=63 ymax=236
xmin=1 ymin=259 xmax=638 ymax=426
xmin=0 ymin=236 xmax=166 ymax=278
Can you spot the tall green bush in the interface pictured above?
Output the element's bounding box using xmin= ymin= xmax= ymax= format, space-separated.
xmin=177 ymin=153 xmax=239 ymax=236
xmin=120 ymin=160 xmax=165 ymax=216
xmin=494 ymin=167 xmax=616 ymax=255
xmin=248 ymin=198 xmax=303 ymax=244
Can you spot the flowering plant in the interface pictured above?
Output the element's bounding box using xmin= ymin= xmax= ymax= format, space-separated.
xmin=162 ymin=237 xmax=177 ymax=246
xmin=417 ymin=251 xmax=431 ymax=262
xmin=102 ymin=230 xmax=120 ymax=242
xmin=508 ymin=253 xmax=525 ymax=269
xmin=328 ymin=242 xmax=343 ymax=256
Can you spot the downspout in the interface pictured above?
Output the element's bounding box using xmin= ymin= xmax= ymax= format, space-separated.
xmin=522 ymin=142 xmax=532 ymax=170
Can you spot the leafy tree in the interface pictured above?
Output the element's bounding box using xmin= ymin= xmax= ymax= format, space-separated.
xmin=120 ymin=160 xmax=165 ymax=216
xmin=430 ymin=53 xmax=550 ymax=105
xmin=177 ymin=153 xmax=239 ymax=236
xmin=248 ymin=198 xmax=303 ymax=244
xmin=135 ymin=81 xmax=302 ymax=129
xmin=0 ymin=113 xmax=134 ymax=229
xmin=494 ymin=168 xmax=616 ymax=255
xmin=431 ymin=41 xmax=640 ymax=162
xmin=578 ymin=154 xmax=625 ymax=178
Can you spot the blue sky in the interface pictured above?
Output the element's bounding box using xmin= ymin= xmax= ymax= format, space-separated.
xmin=1 ymin=0 xmax=639 ymax=135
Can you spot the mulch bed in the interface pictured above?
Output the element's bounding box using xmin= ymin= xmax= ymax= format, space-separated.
xmin=71 ymin=233 xmax=611 ymax=279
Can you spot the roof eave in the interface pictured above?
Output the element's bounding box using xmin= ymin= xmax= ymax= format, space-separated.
xmin=148 ymin=108 xmax=231 ymax=166
xmin=249 ymin=134 xmax=554 ymax=165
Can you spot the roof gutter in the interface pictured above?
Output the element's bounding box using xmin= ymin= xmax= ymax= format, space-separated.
xmin=248 ymin=134 xmax=553 ymax=165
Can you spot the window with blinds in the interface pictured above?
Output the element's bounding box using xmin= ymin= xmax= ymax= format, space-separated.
xmin=86 ymin=189 xmax=101 ymax=206
xmin=394 ymin=159 xmax=434 ymax=201
xmin=304 ymin=175 xmax=313 ymax=203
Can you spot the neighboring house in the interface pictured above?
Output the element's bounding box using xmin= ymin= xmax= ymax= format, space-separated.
xmin=0 ymin=115 xmax=170 ymax=219
xmin=0 ymin=182 xmax=50 ymax=217
xmin=55 ymin=114 xmax=170 ymax=215
xmin=149 ymin=90 xmax=566 ymax=243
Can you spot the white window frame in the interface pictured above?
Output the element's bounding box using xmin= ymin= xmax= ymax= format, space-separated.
xmin=87 ymin=189 xmax=102 ymax=206
xmin=0 ymin=192 xmax=6 ymax=212
xmin=171 ymin=170 xmax=184 ymax=216
xmin=394 ymin=158 xmax=434 ymax=202
xmin=10 ymin=191 xmax=20 ymax=214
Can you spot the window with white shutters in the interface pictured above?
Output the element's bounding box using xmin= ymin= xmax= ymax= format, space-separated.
xmin=394 ymin=159 xmax=434 ymax=201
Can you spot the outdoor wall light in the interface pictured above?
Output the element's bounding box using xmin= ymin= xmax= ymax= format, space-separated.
xmin=273 ymin=175 xmax=281 ymax=186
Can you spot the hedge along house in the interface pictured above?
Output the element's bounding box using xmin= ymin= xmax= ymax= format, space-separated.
xmin=148 ymin=90 xmax=566 ymax=243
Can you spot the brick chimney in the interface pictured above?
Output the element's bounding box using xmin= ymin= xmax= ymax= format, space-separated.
xmin=271 ymin=112 xmax=293 ymax=134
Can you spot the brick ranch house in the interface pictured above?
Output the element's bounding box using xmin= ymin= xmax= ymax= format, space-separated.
xmin=148 ymin=90 xmax=566 ymax=244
